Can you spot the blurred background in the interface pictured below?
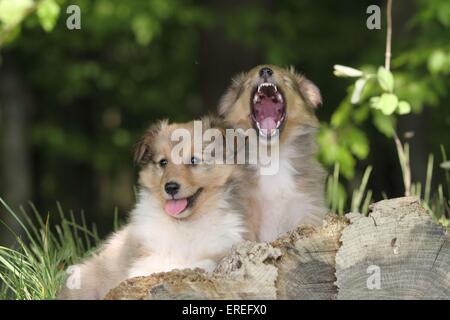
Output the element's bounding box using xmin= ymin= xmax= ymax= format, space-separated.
xmin=0 ymin=0 xmax=449 ymax=244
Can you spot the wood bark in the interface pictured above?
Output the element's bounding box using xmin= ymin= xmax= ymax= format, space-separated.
xmin=105 ymin=197 xmax=449 ymax=300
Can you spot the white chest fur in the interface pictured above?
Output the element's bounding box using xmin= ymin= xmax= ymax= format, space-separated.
xmin=127 ymin=192 xmax=245 ymax=278
xmin=256 ymin=148 xmax=324 ymax=242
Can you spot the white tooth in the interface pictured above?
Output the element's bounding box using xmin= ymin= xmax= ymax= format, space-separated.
xmin=258 ymin=84 xmax=262 ymax=92
xmin=276 ymin=121 xmax=280 ymax=128
xmin=253 ymin=95 xmax=258 ymax=103
xmin=269 ymin=129 xmax=280 ymax=138
xmin=257 ymin=124 xmax=268 ymax=136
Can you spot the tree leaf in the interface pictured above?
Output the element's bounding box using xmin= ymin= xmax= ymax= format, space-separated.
xmin=441 ymin=161 xmax=450 ymax=170
xmin=333 ymin=64 xmax=364 ymax=77
xmin=131 ymin=15 xmax=159 ymax=46
xmin=351 ymin=78 xmax=367 ymax=104
xmin=397 ymin=100 xmax=411 ymax=115
xmin=344 ymin=126 xmax=369 ymax=159
xmin=376 ymin=93 xmax=398 ymax=115
xmin=427 ymin=50 xmax=447 ymax=75
xmin=353 ymin=105 xmax=370 ymax=124
xmin=373 ymin=111 xmax=395 ymax=137
xmin=0 ymin=0 xmax=33 ymax=26
xmin=336 ymin=146 xmax=355 ymax=179
xmin=37 ymin=0 xmax=60 ymax=32
xmin=317 ymin=126 xmax=338 ymax=164
xmin=331 ymin=100 xmax=352 ymax=127
xmin=377 ymin=66 xmax=394 ymax=92
xmin=370 ymin=96 xmax=380 ymax=109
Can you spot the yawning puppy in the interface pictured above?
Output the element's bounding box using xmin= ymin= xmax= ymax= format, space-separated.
xmin=58 ymin=117 xmax=254 ymax=299
xmin=219 ymin=65 xmax=328 ymax=242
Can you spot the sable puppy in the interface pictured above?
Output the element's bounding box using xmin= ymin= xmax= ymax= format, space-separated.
xmin=58 ymin=117 xmax=254 ymax=300
xmin=218 ymin=65 xmax=328 ymax=242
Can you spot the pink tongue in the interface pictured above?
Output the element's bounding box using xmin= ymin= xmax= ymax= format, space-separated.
xmin=260 ymin=117 xmax=277 ymax=131
xmin=164 ymin=199 xmax=188 ymax=216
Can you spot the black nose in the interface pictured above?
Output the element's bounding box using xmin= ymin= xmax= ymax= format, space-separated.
xmin=259 ymin=67 xmax=273 ymax=78
xmin=164 ymin=181 xmax=180 ymax=196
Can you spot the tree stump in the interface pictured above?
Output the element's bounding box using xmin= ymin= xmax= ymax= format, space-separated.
xmin=336 ymin=197 xmax=449 ymax=299
xmin=105 ymin=197 xmax=450 ymax=300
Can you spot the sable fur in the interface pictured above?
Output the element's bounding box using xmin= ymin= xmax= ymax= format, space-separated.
xmin=58 ymin=117 xmax=255 ymax=300
xmin=218 ymin=64 xmax=328 ymax=242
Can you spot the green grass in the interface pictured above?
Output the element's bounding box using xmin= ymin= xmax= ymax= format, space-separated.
xmin=0 ymin=200 xmax=101 ymax=299
xmin=326 ymin=146 xmax=450 ymax=227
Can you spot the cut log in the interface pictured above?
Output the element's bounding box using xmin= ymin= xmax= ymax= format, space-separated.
xmin=336 ymin=197 xmax=450 ymax=299
xmin=105 ymin=197 xmax=450 ymax=300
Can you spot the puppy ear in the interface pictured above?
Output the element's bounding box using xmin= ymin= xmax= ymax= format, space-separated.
xmin=133 ymin=138 xmax=152 ymax=166
xmin=290 ymin=67 xmax=322 ymax=108
xmin=218 ymin=73 xmax=246 ymax=116
xmin=133 ymin=120 xmax=167 ymax=166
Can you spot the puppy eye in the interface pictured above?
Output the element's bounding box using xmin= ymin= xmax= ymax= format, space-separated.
xmin=159 ymin=159 xmax=168 ymax=167
xmin=190 ymin=156 xmax=200 ymax=165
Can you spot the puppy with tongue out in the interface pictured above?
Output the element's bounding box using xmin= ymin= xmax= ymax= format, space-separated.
xmin=127 ymin=118 xmax=255 ymax=279
xmin=58 ymin=117 xmax=256 ymax=300
xmin=165 ymin=198 xmax=188 ymax=216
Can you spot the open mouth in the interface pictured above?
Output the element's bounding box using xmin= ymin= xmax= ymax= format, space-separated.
xmin=164 ymin=188 xmax=203 ymax=217
xmin=251 ymin=82 xmax=286 ymax=137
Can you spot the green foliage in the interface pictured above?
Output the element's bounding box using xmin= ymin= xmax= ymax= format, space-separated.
xmin=350 ymin=166 xmax=373 ymax=215
xmin=0 ymin=0 xmax=34 ymax=26
xmin=409 ymin=148 xmax=450 ymax=227
xmin=0 ymin=198 xmax=100 ymax=299
xmin=0 ymin=0 xmax=63 ymax=45
xmin=377 ymin=67 xmax=394 ymax=92
xmin=321 ymin=0 xmax=450 ymax=215
xmin=441 ymin=161 xmax=450 ymax=170
xmin=328 ymin=69 xmax=439 ymax=175
xmin=372 ymin=93 xmax=398 ymax=115
xmin=326 ymin=164 xmax=372 ymax=216
xmin=319 ymin=62 xmax=409 ymax=180
xmin=372 ymin=111 xmax=395 ymax=137
xmin=326 ymin=163 xmax=347 ymax=215
xmin=36 ymin=0 xmax=60 ymax=32
xmin=319 ymin=0 xmax=450 ymax=187
xmin=325 ymin=147 xmax=450 ymax=230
